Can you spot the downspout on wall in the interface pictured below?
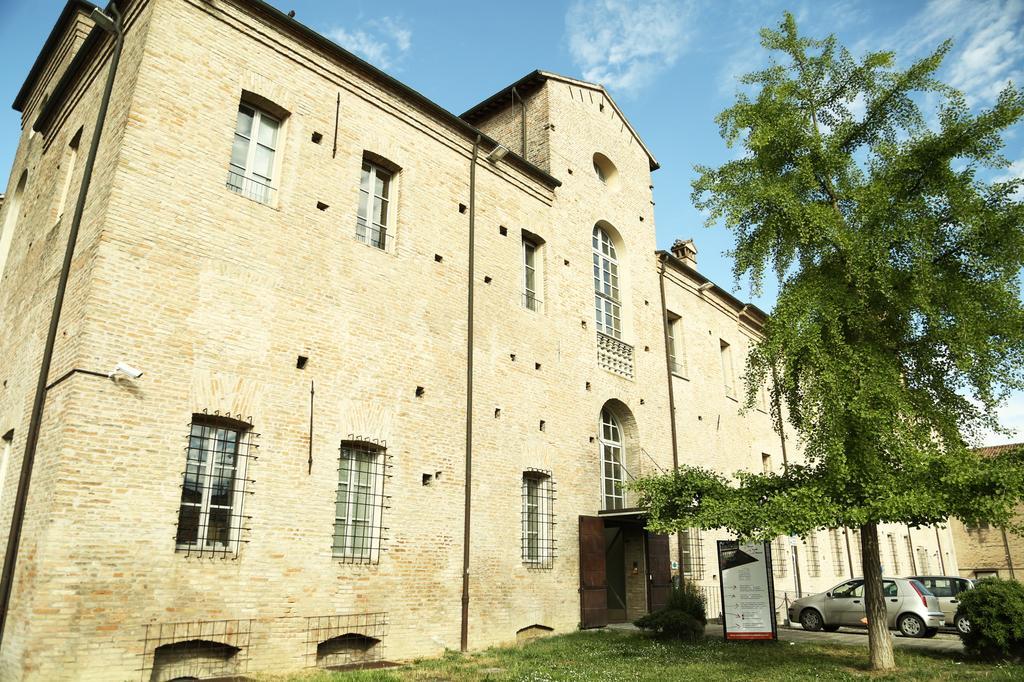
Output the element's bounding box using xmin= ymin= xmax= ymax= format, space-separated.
xmin=0 ymin=2 xmax=124 ymax=645
xmin=657 ymin=256 xmax=685 ymax=582
xmin=460 ymin=135 xmax=481 ymax=652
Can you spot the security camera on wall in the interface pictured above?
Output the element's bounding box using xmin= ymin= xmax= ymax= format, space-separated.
xmin=109 ymin=362 xmax=143 ymax=381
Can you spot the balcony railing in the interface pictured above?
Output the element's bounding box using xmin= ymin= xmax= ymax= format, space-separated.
xmin=597 ymin=332 xmax=634 ymax=379
xmin=355 ymin=220 xmax=393 ymax=251
xmin=522 ymin=292 xmax=542 ymax=313
xmin=226 ymin=170 xmax=275 ymax=205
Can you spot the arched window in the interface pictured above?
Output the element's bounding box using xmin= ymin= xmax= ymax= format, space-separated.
xmin=599 ymin=408 xmax=625 ymax=510
xmin=592 ymin=225 xmax=621 ymax=339
xmin=0 ymin=170 xmax=27 ymax=281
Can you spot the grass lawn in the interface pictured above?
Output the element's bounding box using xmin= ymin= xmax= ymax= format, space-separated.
xmin=259 ymin=629 xmax=1023 ymax=681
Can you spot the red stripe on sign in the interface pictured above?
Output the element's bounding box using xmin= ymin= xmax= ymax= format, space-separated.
xmin=726 ymin=632 xmax=774 ymax=640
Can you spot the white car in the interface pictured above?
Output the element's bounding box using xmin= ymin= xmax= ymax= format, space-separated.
xmin=788 ymin=578 xmax=946 ymax=638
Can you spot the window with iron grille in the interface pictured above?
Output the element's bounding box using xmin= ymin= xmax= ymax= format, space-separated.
xmin=720 ymin=339 xmax=736 ymax=398
xmin=333 ymin=438 xmax=391 ymax=564
xmin=772 ymin=538 xmax=788 ymax=577
xmin=227 ymin=103 xmax=280 ymax=205
xmin=680 ymin=528 xmax=705 ymax=580
xmin=175 ymin=414 xmax=258 ymax=558
xmin=916 ymin=547 xmax=931 ymax=574
xmin=852 ymin=530 xmax=863 ymax=575
xmin=830 ymin=528 xmax=846 ymax=575
xmin=804 ymin=532 xmax=821 ymax=577
xmin=592 ymin=225 xmax=621 ymax=338
xmin=522 ymin=470 xmax=555 ymax=568
xmin=356 ymin=158 xmax=394 ymax=251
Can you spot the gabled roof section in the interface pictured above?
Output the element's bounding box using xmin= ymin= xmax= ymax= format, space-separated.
xmin=460 ymin=70 xmax=660 ymax=171
xmin=657 ymin=250 xmax=768 ymax=328
xmin=12 ymin=0 xmax=97 ymax=113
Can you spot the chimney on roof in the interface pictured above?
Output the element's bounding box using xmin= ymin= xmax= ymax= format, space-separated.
xmin=670 ymin=239 xmax=697 ymax=269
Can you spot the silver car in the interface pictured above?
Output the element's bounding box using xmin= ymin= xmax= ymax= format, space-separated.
xmin=788 ymin=577 xmax=946 ymax=638
xmin=909 ymin=575 xmax=974 ymax=635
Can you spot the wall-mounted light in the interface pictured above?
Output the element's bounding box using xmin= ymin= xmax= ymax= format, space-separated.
xmin=487 ymin=145 xmax=509 ymax=163
xmin=632 ymin=561 xmax=639 ymax=576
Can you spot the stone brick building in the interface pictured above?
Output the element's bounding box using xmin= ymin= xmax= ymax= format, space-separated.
xmin=0 ymin=1 xmax=954 ymax=679
xmin=949 ymin=444 xmax=1024 ymax=581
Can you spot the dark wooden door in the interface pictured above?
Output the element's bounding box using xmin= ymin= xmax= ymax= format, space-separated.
xmin=646 ymin=532 xmax=673 ymax=612
xmin=579 ymin=516 xmax=608 ymax=628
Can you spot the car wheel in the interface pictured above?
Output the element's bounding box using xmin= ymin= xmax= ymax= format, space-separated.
xmin=822 ymin=624 xmax=840 ymax=633
xmin=898 ymin=614 xmax=926 ymax=638
xmin=955 ymin=613 xmax=971 ymax=635
xmin=923 ymin=628 xmax=938 ymax=638
xmin=800 ymin=609 xmax=824 ymax=632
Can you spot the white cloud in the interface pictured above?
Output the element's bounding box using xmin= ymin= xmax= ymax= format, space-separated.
xmin=326 ymin=17 xmax=413 ymax=71
xmin=980 ymin=391 xmax=1024 ymax=446
xmin=890 ymin=0 xmax=1024 ymax=106
xmin=565 ymin=0 xmax=693 ymax=95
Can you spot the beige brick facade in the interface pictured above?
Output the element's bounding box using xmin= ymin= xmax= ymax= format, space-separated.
xmin=0 ymin=1 xmax=957 ymax=679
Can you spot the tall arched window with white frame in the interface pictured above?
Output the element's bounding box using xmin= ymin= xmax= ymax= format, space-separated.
xmin=592 ymin=226 xmax=621 ymax=339
xmin=599 ymin=408 xmax=625 ymax=510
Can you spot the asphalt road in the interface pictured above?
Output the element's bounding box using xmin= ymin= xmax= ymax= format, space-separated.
xmin=704 ymin=623 xmax=964 ymax=653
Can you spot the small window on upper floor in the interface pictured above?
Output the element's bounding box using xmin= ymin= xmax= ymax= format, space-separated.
xmin=592 ymin=153 xmax=619 ymax=190
xmin=720 ymin=339 xmax=736 ymax=398
xmin=356 ymin=155 xmax=397 ymax=251
xmin=56 ymin=127 xmax=82 ymax=221
xmin=522 ymin=231 xmax=543 ymax=312
xmin=227 ymin=103 xmax=280 ymax=205
xmin=666 ymin=313 xmax=686 ymax=376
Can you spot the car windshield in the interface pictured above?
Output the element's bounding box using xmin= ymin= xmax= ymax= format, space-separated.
xmin=909 ymin=579 xmax=934 ymax=596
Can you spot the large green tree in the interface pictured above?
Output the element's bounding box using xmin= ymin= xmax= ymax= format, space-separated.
xmin=633 ymin=13 xmax=1024 ymax=671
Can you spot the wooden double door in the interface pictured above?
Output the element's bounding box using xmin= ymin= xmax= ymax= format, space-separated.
xmin=578 ymin=516 xmax=673 ymax=628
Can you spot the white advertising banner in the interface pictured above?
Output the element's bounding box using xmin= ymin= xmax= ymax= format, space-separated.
xmin=717 ymin=541 xmax=778 ymax=640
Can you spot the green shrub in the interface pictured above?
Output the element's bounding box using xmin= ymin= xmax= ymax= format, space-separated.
xmin=634 ymin=581 xmax=708 ymax=641
xmin=958 ymin=578 xmax=1024 ymax=661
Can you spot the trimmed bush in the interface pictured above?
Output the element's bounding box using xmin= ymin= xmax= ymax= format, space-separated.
xmin=634 ymin=581 xmax=708 ymax=641
xmin=958 ymin=578 xmax=1024 ymax=661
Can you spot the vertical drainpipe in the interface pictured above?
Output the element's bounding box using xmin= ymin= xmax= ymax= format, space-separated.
xmin=906 ymin=525 xmax=918 ymax=574
xmin=460 ymin=135 xmax=481 ymax=652
xmin=657 ymin=256 xmax=684 ymax=583
xmin=844 ymin=528 xmax=855 ymax=577
xmin=1000 ymin=527 xmax=1016 ymax=580
xmin=0 ymin=3 xmax=123 ymax=645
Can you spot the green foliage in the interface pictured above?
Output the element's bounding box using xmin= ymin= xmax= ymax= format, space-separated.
xmin=633 ymin=11 xmax=1024 ymax=542
xmin=958 ymin=579 xmax=1024 ymax=661
xmin=634 ymin=582 xmax=708 ymax=641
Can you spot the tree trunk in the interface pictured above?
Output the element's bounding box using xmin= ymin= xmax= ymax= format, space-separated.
xmin=861 ymin=522 xmax=896 ymax=671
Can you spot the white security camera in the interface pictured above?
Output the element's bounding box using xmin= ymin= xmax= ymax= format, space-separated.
xmin=110 ymin=362 xmax=143 ymax=380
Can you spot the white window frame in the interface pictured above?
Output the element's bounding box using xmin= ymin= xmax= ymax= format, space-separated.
xmin=593 ymin=227 xmax=621 ymax=339
xmin=0 ymin=431 xmax=11 ymax=510
xmin=600 ymin=409 xmax=626 ymax=510
xmin=667 ymin=314 xmax=685 ymax=376
xmin=356 ymin=161 xmax=393 ymax=250
xmin=175 ymin=420 xmax=249 ymax=554
xmin=522 ymin=237 xmax=541 ymax=311
xmin=333 ymin=443 xmax=385 ymax=561
xmin=227 ymin=103 xmax=280 ymax=204
xmin=720 ymin=339 xmax=735 ymax=398
xmin=522 ymin=471 xmax=553 ymax=565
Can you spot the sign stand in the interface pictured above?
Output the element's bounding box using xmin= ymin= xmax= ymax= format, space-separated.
xmin=716 ymin=540 xmax=778 ymax=641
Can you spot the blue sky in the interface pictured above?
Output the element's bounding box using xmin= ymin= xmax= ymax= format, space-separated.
xmin=1 ymin=0 xmax=1022 ymax=444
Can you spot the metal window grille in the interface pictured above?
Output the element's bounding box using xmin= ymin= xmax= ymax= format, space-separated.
xmin=680 ymin=528 xmax=705 ymax=580
xmin=139 ymin=618 xmax=252 ymax=681
xmin=227 ymin=103 xmax=279 ymax=205
xmin=830 ymin=529 xmax=846 ymax=575
xmin=852 ymin=530 xmax=863 ymax=575
xmin=599 ymin=409 xmax=626 ymax=510
xmin=304 ymin=612 xmax=388 ymax=669
xmin=333 ymin=437 xmax=391 ymax=564
xmin=887 ymin=534 xmax=902 ymax=575
xmin=592 ymin=226 xmax=622 ymax=338
xmin=772 ymin=538 xmax=788 ymax=577
xmin=356 ymin=161 xmax=393 ymax=251
xmin=804 ymin=532 xmax=821 ymax=577
xmin=597 ymin=331 xmax=634 ymax=379
xmin=175 ymin=412 xmax=258 ymax=559
xmin=917 ymin=547 xmax=931 ymax=574
xmin=522 ymin=469 xmax=556 ymax=568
